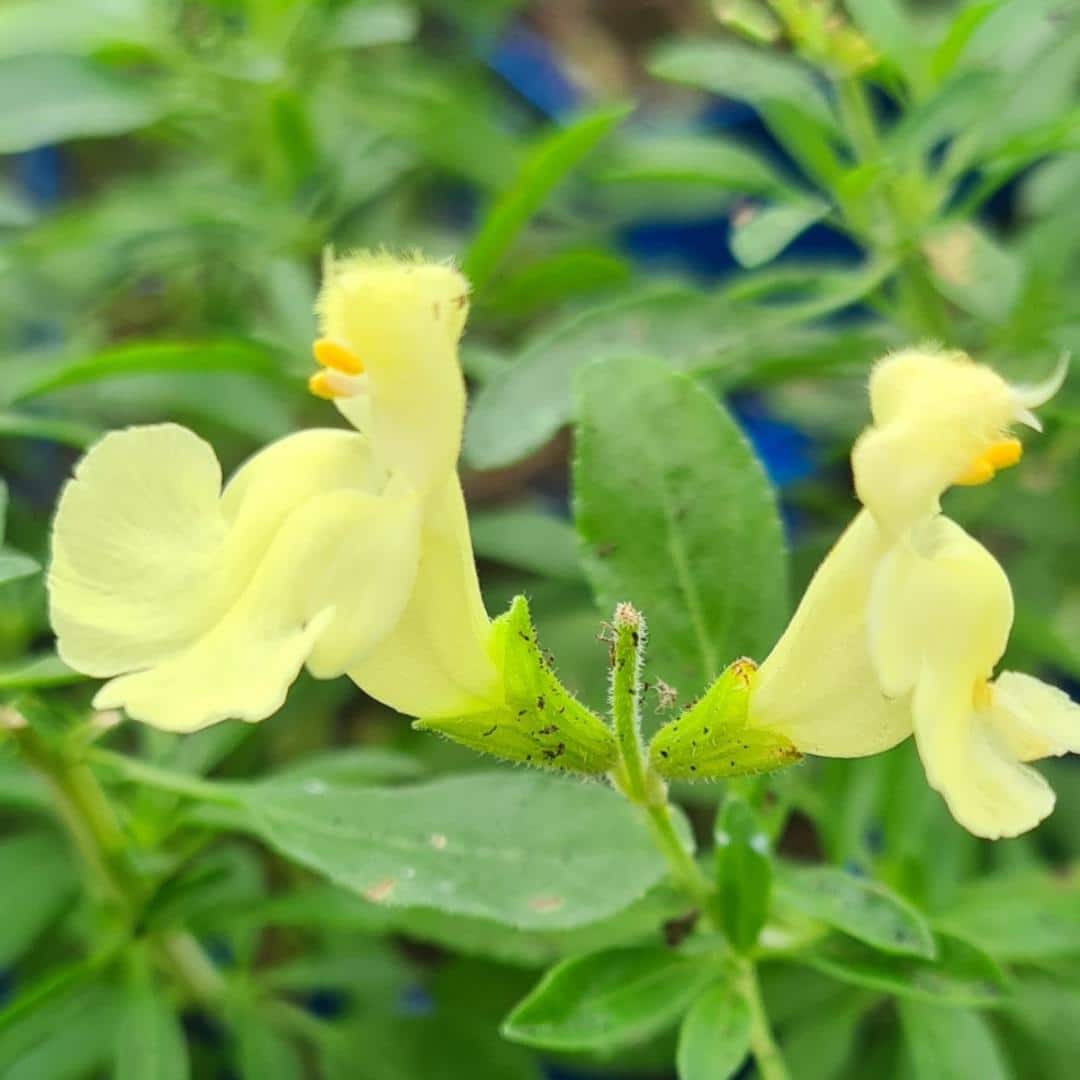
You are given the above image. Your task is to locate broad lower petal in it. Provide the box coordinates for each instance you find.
[348,474,500,718]
[913,664,1054,839]
[867,516,1013,699]
[989,671,1080,761]
[50,425,231,677]
[94,487,420,731]
[749,510,911,757]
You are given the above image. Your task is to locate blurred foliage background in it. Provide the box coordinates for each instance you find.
[1,0,1079,1077]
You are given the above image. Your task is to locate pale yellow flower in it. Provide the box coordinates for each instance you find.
[750,347,1077,838]
[49,254,500,732]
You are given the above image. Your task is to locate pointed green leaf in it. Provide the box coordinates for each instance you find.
[730,200,830,268]
[899,1000,1009,1080]
[463,105,630,288]
[503,946,716,1052]
[803,932,1007,1006]
[774,863,936,958]
[573,355,787,696]
[677,981,751,1080]
[114,957,189,1080]
[0,55,161,153]
[650,41,837,131]
[714,800,772,951]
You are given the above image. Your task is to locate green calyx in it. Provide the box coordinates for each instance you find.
[413,595,618,775]
[648,658,800,781]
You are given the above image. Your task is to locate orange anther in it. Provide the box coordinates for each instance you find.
[984,438,1022,470]
[308,370,337,400]
[312,338,363,375]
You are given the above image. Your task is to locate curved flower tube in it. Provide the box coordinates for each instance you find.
[49,254,500,732]
[749,347,1079,838]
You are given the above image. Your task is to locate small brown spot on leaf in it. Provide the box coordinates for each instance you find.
[528,894,564,914]
[363,877,396,903]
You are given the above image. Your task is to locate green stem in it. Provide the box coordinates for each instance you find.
[836,76,950,339]
[737,956,791,1080]
[15,730,227,1006]
[609,606,651,805]
[157,931,227,1004]
[86,747,242,805]
[605,605,789,1080]
[644,801,716,915]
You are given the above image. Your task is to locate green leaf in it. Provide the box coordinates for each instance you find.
[844,0,919,66]
[235,1024,303,1080]
[934,870,1080,962]
[415,596,617,774]
[0,411,102,448]
[601,134,790,194]
[730,200,830,268]
[713,0,781,44]
[0,549,38,588]
[573,355,787,695]
[677,981,751,1080]
[923,223,1022,321]
[930,1,999,83]
[649,659,800,781]
[714,800,772,951]
[330,1,419,48]
[0,55,161,154]
[888,71,1000,163]
[0,0,155,59]
[0,978,120,1079]
[270,746,425,787]
[250,881,688,969]
[463,105,629,288]
[0,654,83,689]
[502,946,716,1052]
[219,770,680,930]
[9,339,290,402]
[114,958,189,1080]
[650,40,837,131]
[899,1000,1009,1080]
[482,250,632,316]
[802,931,1007,1006]
[779,989,870,1080]
[464,285,748,470]
[0,830,79,966]
[999,975,1080,1080]
[470,506,585,582]
[774,862,936,958]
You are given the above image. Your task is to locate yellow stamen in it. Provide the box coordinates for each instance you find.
[972,679,993,710]
[955,438,1023,486]
[313,338,363,375]
[955,459,996,486]
[308,371,337,400]
[984,437,1022,470]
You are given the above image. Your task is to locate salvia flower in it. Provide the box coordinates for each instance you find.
[749,347,1077,838]
[49,254,500,731]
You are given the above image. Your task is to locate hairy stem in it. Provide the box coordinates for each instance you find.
[606,605,788,1080]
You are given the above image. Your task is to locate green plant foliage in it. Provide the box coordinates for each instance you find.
[216,769,680,930]
[649,659,800,780]
[414,596,616,774]
[677,981,752,1080]
[574,355,788,695]
[502,946,717,1052]
[1,0,1079,1075]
